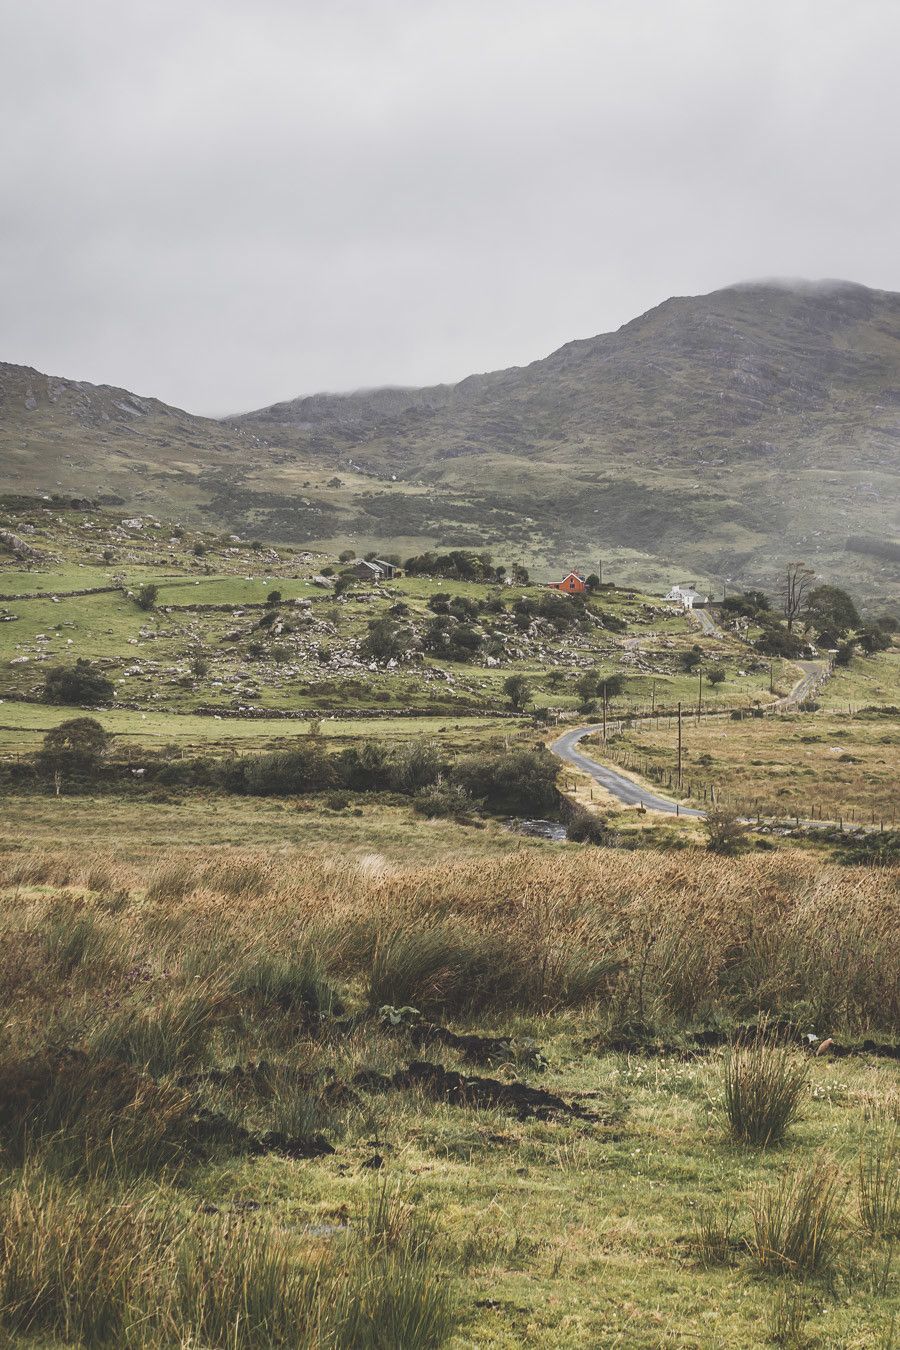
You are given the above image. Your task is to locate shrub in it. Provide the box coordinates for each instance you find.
[224,744,337,796]
[413,782,476,820]
[704,807,746,856]
[40,660,114,707]
[750,1160,843,1274]
[135,583,158,611]
[723,1024,808,1146]
[451,747,559,815]
[566,806,612,845]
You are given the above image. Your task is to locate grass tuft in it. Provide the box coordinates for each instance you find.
[723,1021,808,1146]
[858,1131,900,1239]
[750,1159,844,1275]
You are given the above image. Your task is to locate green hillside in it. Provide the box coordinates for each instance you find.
[2,280,898,598]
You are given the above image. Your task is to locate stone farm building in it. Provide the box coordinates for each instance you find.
[549,570,587,594]
[351,558,397,581]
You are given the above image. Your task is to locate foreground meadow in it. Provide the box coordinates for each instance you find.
[1,844,897,1348]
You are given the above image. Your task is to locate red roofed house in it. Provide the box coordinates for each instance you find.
[549,570,587,595]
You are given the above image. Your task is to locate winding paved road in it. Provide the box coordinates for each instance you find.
[550,659,828,817]
[550,724,705,816]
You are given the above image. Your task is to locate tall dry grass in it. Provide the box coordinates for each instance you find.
[1,846,897,1035]
[0,1173,454,1348]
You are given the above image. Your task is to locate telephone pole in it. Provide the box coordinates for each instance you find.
[677,701,683,790]
[698,671,703,719]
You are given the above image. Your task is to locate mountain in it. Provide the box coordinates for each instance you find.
[2,280,899,598]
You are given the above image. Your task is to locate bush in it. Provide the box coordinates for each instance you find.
[40,660,115,707]
[413,782,476,820]
[723,1024,808,1146]
[704,808,746,856]
[451,747,559,815]
[363,616,415,662]
[223,744,337,796]
[387,742,445,794]
[566,806,612,845]
[502,674,531,711]
[135,583,158,611]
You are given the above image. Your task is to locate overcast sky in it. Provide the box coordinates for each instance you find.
[2,0,899,415]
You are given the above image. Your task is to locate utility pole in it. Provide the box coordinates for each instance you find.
[651,680,656,715]
[602,692,607,742]
[598,560,603,587]
[676,701,683,790]
[769,662,774,694]
[698,671,703,719]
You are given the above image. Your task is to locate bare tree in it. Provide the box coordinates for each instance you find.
[780,562,814,632]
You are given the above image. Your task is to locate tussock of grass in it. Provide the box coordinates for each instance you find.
[87,981,229,1076]
[750,1159,844,1275]
[858,1131,900,1238]
[723,1021,809,1146]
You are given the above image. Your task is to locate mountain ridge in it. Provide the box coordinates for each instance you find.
[1,279,898,600]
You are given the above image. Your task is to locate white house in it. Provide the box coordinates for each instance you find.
[665,582,708,610]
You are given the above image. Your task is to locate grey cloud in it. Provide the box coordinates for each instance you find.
[1,0,899,413]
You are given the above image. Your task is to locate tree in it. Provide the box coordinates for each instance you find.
[834,640,855,667]
[681,646,703,672]
[597,673,625,704]
[338,549,355,563]
[706,665,726,686]
[38,717,111,793]
[41,660,115,707]
[804,585,859,637]
[575,671,599,710]
[135,583,158,611]
[363,616,413,662]
[585,573,601,591]
[502,673,531,711]
[857,626,890,656]
[780,562,815,632]
[265,589,282,606]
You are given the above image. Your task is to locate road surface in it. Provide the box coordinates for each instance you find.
[550,660,828,817]
[692,607,723,638]
[550,724,705,816]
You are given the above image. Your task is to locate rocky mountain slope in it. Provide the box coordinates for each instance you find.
[2,280,898,598]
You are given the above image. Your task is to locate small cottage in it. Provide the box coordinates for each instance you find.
[549,570,587,595]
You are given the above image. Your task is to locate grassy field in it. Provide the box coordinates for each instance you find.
[2,505,898,1347]
[0,845,897,1348]
[590,706,899,823]
[1,507,785,725]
